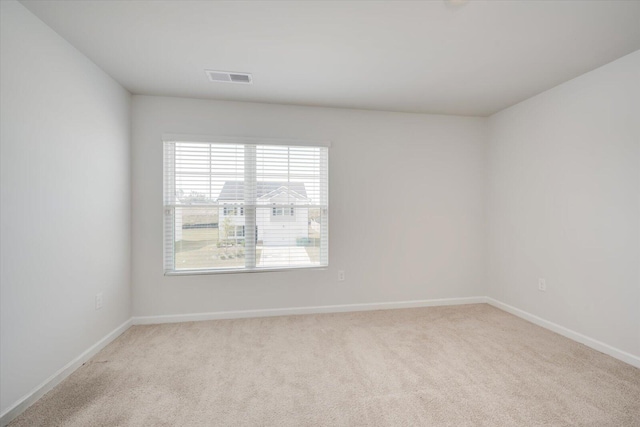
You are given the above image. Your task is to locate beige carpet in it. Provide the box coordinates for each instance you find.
[10,304,640,426]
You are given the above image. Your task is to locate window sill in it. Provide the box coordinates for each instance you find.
[165,266,328,276]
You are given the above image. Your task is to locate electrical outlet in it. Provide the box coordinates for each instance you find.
[338,270,345,281]
[95,293,104,310]
[538,278,546,292]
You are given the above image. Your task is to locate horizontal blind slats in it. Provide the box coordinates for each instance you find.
[164,141,328,273]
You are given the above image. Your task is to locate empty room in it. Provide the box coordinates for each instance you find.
[1,0,639,425]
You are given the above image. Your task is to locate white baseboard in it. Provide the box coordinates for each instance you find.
[132,296,488,325]
[1,297,483,425]
[486,298,640,369]
[0,318,133,427]
[5,296,637,426]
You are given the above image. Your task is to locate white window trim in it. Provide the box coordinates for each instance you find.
[163,136,330,275]
[223,205,244,216]
[272,204,295,217]
[162,133,331,148]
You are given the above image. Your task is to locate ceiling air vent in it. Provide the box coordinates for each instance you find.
[205,70,252,84]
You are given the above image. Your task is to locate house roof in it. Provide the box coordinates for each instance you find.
[217,181,308,202]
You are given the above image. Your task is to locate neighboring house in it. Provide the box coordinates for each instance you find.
[218,181,311,246]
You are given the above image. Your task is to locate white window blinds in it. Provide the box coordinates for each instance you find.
[163,139,329,273]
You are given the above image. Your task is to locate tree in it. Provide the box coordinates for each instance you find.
[221,216,233,245]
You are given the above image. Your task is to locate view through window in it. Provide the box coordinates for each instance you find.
[163,140,329,273]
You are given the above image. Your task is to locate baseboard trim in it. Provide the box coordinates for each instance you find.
[132,296,488,325]
[0,318,133,427]
[486,298,640,369]
[5,296,637,426]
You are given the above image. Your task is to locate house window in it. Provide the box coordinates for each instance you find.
[164,139,329,273]
[272,204,295,217]
[228,225,245,238]
[223,206,244,216]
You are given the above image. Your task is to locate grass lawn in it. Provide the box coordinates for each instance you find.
[175,228,261,270]
[175,227,321,269]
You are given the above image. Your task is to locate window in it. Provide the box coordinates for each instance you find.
[272,204,294,217]
[223,205,244,216]
[227,225,245,238]
[164,138,329,273]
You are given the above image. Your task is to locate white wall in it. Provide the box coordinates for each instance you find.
[132,96,487,316]
[0,0,131,415]
[5,0,636,417]
[487,50,640,357]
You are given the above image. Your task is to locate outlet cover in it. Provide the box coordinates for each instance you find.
[538,279,546,292]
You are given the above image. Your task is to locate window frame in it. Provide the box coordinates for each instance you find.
[228,225,245,239]
[223,205,244,216]
[163,134,330,276]
[272,203,295,217]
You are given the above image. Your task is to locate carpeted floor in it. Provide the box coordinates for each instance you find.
[9,304,640,426]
